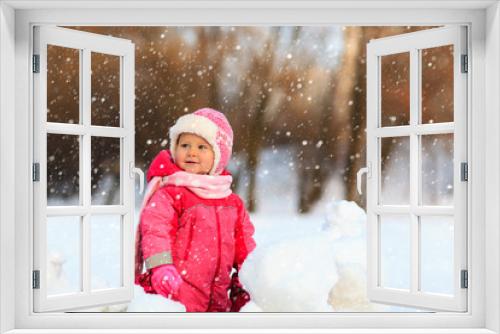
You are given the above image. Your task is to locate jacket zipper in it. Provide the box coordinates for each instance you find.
[207,209,222,310]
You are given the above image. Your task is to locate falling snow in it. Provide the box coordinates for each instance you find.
[44,26,455,313]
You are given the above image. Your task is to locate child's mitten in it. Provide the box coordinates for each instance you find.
[151,264,182,298]
[229,271,251,312]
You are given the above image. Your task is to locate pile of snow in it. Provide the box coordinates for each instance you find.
[126,286,186,312]
[240,232,338,312]
[231,148,380,311]
[238,199,380,312]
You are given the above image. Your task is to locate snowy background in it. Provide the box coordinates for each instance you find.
[43,26,455,313]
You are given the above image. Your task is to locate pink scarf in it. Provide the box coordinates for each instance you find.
[140,171,233,209]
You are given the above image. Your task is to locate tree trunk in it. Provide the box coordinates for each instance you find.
[298,76,335,213]
[245,27,281,212]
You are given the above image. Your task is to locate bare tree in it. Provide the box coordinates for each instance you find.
[242,27,281,212]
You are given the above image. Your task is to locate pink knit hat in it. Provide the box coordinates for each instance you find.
[169,108,234,175]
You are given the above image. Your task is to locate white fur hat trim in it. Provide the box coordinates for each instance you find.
[169,114,220,175]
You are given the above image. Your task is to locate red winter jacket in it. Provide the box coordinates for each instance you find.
[135,150,256,312]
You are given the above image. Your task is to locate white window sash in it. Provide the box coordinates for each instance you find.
[2,3,497,333]
[32,26,136,312]
[366,26,468,312]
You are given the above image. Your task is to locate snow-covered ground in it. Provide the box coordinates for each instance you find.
[46,146,452,313]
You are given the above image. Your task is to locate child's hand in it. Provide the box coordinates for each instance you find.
[229,270,251,312]
[151,264,183,298]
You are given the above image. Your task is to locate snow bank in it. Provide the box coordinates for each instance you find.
[126,286,186,312]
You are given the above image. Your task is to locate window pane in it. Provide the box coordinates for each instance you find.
[421,134,454,206]
[91,137,121,205]
[380,137,410,205]
[91,215,122,290]
[380,52,410,127]
[47,45,80,124]
[91,52,121,127]
[421,45,454,124]
[420,216,454,295]
[47,134,80,206]
[47,216,81,295]
[380,215,410,290]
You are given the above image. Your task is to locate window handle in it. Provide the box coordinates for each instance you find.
[356,162,371,195]
[130,162,145,194]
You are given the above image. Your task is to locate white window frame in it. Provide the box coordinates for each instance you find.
[0,1,499,333]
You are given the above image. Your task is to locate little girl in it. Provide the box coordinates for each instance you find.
[135,108,256,312]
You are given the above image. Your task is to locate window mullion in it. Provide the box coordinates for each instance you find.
[409,48,420,295]
[81,48,92,294]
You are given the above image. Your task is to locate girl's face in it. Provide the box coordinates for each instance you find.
[175,133,215,175]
